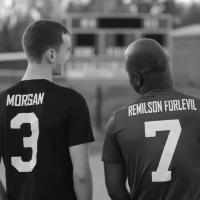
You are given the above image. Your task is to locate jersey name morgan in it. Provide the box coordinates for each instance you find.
[6,93,45,107]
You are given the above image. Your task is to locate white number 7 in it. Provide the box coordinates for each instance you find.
[145,119,181,182]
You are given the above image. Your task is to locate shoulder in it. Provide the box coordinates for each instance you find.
[175,90,200,102]
[0,87,11,104]
[112,106,127,119]
[52,85,90,117]
[0,89,9,114]
[52,84,87,104]
[0,83,18,97]
[112,97,141,119]
[0,90,7,100]
[108,97,143,132]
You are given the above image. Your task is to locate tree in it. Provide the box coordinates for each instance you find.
[0,0,69,52]
[68,0,129,13]
[181,3,200,26]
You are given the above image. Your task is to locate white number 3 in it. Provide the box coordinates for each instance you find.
[145,119,181,182]
[10,113,39,172]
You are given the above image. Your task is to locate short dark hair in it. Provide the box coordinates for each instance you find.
[22,19,69,63]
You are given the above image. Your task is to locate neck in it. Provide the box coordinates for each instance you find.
[22,62,52,82]
[139,75,174,96]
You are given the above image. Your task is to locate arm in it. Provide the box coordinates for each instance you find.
[69,143,93,200]
[67,93,94,200]
[102,115,130,200]
[0,179,6,200]
[104,163,129,200]
[0,99,6,200]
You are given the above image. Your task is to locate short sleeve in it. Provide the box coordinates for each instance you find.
[67,94,94,147]
[102,115,124,164]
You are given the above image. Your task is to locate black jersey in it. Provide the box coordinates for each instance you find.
[102,89,200,200]
[0,79,94,200]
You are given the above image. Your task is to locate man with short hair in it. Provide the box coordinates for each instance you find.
[102,38,200,200]
[0,19,94,200]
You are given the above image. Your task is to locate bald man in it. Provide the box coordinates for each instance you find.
[102,38,200,200]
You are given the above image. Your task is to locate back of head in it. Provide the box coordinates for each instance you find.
[125,38,173,94]
[125,38,169,75]
[22,19,69,64]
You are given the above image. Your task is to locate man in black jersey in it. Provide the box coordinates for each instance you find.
[0,20,94,200]
[102,38,200,200]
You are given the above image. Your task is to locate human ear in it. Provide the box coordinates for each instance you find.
[130,72,143,93]
[134,72,143,87]
[46,49,56,63]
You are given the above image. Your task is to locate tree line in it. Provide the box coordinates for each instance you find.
[0,0,200,52]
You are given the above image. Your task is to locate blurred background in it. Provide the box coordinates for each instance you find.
[0,0,200,199]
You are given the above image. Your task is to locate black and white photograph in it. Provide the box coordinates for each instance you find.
[0,0,200,199]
